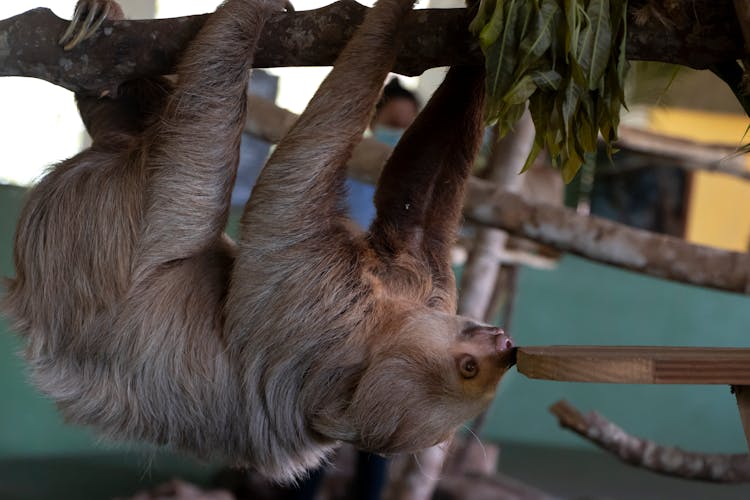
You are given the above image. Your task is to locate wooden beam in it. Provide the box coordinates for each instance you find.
[0,0,745,95]
[517,346,750,384]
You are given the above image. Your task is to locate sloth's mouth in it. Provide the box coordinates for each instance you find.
[502,346,518,368]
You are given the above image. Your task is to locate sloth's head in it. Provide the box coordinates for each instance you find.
[311,308,514,454]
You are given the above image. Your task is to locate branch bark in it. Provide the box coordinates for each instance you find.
[550,400,750,483]
[245,94,750,296]
[0,0,745,95]
[464,180,750,295]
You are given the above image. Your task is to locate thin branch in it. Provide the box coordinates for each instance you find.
[550,400,750,483]
[245,95,750,296]
[0,0,745,95]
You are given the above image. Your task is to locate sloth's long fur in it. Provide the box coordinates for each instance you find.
[3,0,513,482]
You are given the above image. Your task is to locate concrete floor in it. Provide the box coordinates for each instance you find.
[0,444,748,499]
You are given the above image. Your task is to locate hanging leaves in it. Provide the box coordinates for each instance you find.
[471,0,629,182]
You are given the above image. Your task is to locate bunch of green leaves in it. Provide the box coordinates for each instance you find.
[470,0,628,182]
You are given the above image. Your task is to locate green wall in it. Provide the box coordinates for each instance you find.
[0,184,747,460]
[486,255,750,453]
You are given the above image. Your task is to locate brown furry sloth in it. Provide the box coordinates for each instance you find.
[3,0,515,482]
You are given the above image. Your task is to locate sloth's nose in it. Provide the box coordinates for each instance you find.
[493,329,513,354]
[464,324,514,354]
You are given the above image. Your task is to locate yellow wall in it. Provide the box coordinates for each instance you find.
[648,108,750,251]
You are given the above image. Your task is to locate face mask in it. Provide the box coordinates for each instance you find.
[372,125,404,148]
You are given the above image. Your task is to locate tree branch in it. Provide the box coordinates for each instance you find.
[0,0,744,95]
[463,180,750,295]
[550,400,750,483]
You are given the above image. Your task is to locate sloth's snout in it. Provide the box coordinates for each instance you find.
[492,329,513,355]
[463,324,514,356]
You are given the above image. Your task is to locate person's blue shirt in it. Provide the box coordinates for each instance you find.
[345,125,404,228]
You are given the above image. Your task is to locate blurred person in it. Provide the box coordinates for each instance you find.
[345,77,419,228]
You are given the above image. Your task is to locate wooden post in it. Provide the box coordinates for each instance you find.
[734,385,750,453]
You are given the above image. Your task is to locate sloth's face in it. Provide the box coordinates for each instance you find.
[343,310,515,454]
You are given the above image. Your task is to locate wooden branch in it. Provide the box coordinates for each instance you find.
[0,0,745,95]
[550,400,750,483]
[464,180,750,295]
[614,126,750,182]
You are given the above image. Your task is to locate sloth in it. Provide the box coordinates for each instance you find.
[3,0,514,482]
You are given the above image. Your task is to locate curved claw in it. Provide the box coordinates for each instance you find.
[83,3,111,41]
[58,2,86,48]
[59,1,112,51]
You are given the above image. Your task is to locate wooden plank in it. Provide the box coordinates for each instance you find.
[735,386,750,453]
[517,346,750,385]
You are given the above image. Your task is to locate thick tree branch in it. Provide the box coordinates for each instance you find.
[0,0,745,95]
[550,400,750,483]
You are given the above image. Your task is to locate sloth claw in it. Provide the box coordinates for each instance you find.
[59,0,112,51]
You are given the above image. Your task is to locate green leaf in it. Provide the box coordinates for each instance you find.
[474,0,629,183]
[486,0,521,98]
[504,75,539,104]
[478,0,504,47]
[530,70,562,91]
[521,138,544,173]
[470,0,498,35]
[518,0,559,73]
[498,102,529,137]
[564,0,578,60]
[559,77,582,137]
[581,0,612,90]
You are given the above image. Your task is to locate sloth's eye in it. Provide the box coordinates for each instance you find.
[458,356,479,379]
